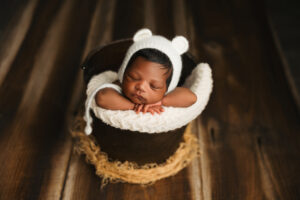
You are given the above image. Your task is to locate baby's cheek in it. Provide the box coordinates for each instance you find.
[123,89,132,100]
[148,93,163,104]
[122,86,131,98]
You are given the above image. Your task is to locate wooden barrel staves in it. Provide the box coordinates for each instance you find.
[81,39,197,166]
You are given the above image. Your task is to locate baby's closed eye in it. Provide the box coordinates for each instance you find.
[127,74,140,81]
[150,84,162,90]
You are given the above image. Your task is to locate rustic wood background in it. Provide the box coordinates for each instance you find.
[0,0,299,199]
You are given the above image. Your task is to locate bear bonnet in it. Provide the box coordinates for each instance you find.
[118,28,189,93]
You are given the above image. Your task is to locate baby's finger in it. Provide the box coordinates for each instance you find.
[143,105,149,113]
[137,104,143,113]
[159,106,164,112]
[150,109,154,115]
[133,104,138,111]
[151,106,163,113]
[153,107,161,114]
[146,107,154,115]
[134,104,138,112]
[134,104,138,113]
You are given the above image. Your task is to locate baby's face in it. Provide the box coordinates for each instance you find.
[122,56,171,104]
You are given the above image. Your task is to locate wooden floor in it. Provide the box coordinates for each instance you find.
[0,0,299,199]
[265,0,300,99]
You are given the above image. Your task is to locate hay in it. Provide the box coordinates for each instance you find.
[71,116,200,187]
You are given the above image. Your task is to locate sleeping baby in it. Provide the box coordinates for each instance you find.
[95,29,197,115]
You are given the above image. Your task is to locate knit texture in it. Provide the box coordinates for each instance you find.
[84,63,213,134]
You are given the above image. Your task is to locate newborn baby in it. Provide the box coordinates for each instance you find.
[83,28,211,135]
[95,48,197,115]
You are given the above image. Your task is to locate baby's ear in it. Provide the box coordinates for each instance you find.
[133,28,152,42]
[172,36,189,55]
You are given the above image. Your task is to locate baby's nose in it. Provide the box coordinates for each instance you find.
[136,81,147,92]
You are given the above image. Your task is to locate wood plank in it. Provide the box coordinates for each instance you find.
[185,0,268,198]
[0,0,97,199]
[0,0,38,86]
[186,0,300,199]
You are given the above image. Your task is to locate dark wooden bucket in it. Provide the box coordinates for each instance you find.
[82,39,197,165]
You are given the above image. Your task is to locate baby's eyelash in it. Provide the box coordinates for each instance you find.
[127,74,138,80]
[150,85,161,89]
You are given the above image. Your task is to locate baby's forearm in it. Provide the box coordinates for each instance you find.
[162,87,197,107]
[95,88,134,110]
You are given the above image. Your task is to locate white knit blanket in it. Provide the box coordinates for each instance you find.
[84,63,213,134]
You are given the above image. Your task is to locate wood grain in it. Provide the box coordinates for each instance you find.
[0,0,97,199]
[0,0,299,199]
[186,0,300,199]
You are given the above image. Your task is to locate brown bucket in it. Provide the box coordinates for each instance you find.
[81,39,197,165]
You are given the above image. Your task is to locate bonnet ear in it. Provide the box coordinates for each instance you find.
[133,28,152,42]
[172,36,189,55]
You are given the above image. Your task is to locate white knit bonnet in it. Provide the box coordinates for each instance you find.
[118,28,189,93]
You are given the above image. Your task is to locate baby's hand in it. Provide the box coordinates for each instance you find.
[134,101,164,115]
[146,105,164,115]
[142,101,162,113]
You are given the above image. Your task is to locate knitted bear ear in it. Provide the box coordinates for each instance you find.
[172,36,189,54]
[133,28,152,42]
